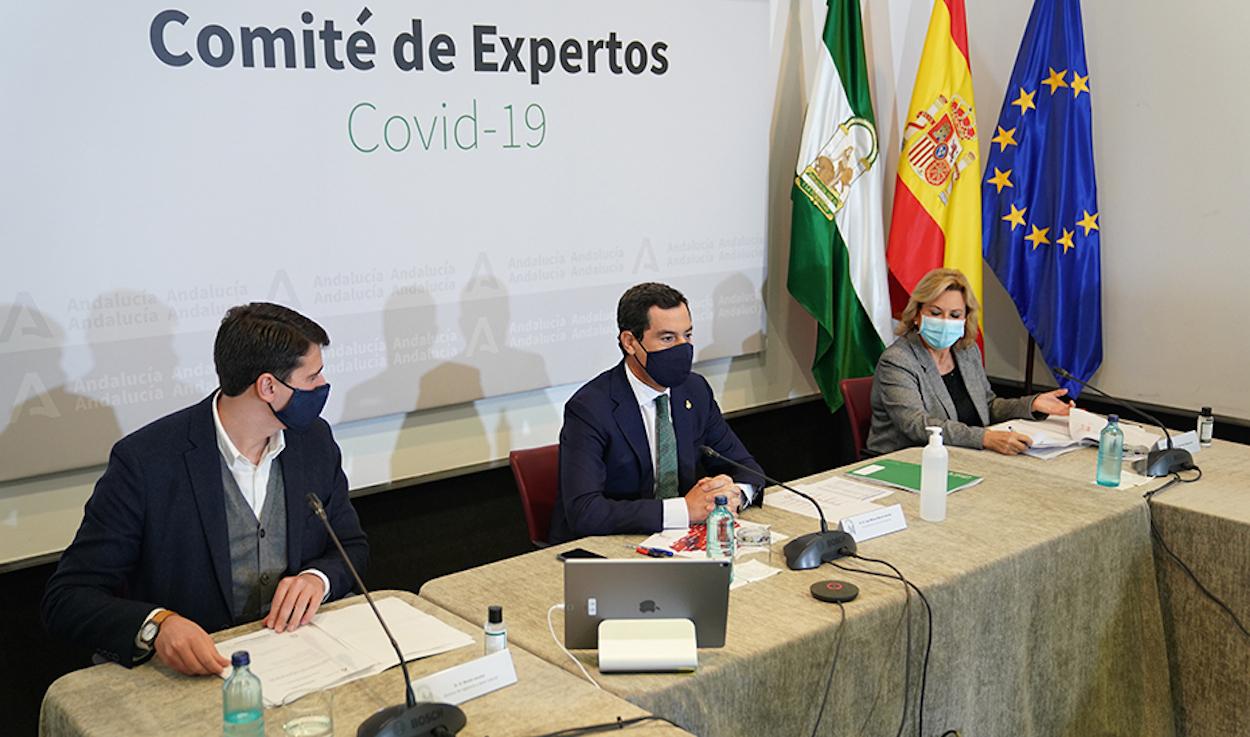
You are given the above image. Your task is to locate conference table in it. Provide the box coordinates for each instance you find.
[1015,438,1250,737]
[421,446,1176,737]
[39,591,693,737]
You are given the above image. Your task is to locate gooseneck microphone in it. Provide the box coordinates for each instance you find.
[1052,369,1195,477]
[307,494,466,737]
[698,446,856,570]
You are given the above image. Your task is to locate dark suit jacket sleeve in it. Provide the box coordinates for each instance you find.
[41,443,159,667]
[299,429,368,601]
[558,397,664,537]
[695,382,765,507]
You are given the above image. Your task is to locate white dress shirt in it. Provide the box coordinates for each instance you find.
[622,365,753,530]
[212,391,286,518]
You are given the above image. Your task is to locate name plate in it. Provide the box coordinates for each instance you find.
[839,504,907,543]
[408,649,517,705]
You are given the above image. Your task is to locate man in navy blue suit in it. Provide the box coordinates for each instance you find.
[42,303,368,676]
[549,283,764,544]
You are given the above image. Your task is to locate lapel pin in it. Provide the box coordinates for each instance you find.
[685,399,692,410]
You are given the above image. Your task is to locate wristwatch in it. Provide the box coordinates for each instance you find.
[139,609,177,647]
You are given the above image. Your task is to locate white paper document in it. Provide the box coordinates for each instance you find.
[1068,408,1162,451]
[768,476,890,524]
[729,559,783,590]
[991,409,1162,460]
[216,597,474,706]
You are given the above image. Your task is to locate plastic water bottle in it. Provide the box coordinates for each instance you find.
[920,427,948,522]
[223,651,264,737]
[484,604,507,655]
[706,495,735,582]
[1096,415,1124,487]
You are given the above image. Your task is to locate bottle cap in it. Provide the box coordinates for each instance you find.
[488,605,503,624]
[925,426,943,441]
[231,651,250,667]
[1108,414,1119,423]
[1201,406,1212,416]
[714,494,728,506]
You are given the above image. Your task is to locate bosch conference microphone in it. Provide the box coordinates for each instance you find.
[698,446,856,570]
[307,494,466,737]
[1053,368,1195,477]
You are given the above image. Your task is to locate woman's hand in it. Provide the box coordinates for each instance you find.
[983,429,1033,455]
[1032,388,1075,417]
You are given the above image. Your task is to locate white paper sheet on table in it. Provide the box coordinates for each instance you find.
[729,559,783,590]
[795,475,894,503]
[768,475,890,524]
[216,597,474,706]
[1090,468,1152,490]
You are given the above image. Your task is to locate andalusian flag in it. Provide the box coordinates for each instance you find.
[886,0,983,324]
[787,0,892,413]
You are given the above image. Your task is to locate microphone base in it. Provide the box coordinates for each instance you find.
[1139,447,1196,478]
[783,530,857,570]
[358,702,467,737]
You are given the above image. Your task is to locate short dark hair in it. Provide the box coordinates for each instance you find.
[214,303,330,396]
[617,283,688,352]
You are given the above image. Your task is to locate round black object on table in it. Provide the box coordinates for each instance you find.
[810,580,859,603]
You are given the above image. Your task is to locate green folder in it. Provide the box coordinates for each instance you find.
[846,458,983,494]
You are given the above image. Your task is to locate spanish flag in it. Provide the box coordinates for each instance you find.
[886,0,983,321]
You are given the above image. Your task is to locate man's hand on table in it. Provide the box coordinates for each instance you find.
[265,572,327,633]
[685,474,740,523]
[154,614,230,676]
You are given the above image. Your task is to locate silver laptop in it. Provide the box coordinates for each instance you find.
[563,558,731,649]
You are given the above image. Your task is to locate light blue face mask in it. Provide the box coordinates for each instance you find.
[919,316,965,350]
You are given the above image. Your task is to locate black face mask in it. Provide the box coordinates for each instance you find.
[638,342,694,388]
[268,376,330,433]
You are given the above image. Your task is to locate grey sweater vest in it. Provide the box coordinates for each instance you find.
[220,457,288,622]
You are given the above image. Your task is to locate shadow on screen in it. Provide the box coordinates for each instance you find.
[0,303,121,482]
[696,273,766,404]
[418,276,556,458]
[79,290,199,434]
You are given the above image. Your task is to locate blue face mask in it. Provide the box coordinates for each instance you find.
[919,316,965,350]
[269,377,330,433]
[639,342,694,388]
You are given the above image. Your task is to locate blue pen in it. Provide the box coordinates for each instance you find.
[635,545,674,557]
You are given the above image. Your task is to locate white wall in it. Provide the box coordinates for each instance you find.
[4,0,1246,566]
[967,1,1250,422]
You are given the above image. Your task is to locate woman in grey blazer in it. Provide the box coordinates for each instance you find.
[866,268,1073,456]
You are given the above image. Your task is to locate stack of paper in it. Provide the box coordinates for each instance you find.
[992,416,1087,459]
[215,597,474,706]
[1067,407,1162,452]
[991,408,1163,460]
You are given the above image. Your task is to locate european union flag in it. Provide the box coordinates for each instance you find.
[982,0,1101,396]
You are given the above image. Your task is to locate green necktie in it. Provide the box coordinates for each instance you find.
[654,394,679,499]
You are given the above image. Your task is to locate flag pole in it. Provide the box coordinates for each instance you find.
[1023,336,1036,394]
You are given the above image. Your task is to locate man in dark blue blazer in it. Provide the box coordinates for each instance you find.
[42,304,368,676]
[549,283,764,544]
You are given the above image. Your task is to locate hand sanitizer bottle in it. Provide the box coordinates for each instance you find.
[920,427,948,522]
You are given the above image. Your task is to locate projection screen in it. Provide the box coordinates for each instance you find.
[0,1,771,482]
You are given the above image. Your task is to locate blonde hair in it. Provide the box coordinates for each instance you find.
[896,268,980,350]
